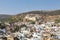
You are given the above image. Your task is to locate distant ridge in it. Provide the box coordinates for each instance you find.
[0,14,11,20]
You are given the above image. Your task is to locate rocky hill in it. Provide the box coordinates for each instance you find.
[9,10,60,23]
[0,10,60,23]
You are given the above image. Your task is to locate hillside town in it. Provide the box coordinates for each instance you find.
[0,14,60,40]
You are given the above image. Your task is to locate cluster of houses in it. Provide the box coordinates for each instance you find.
[0,14,60,40]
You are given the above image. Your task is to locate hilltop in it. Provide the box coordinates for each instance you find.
[17,10,60,16]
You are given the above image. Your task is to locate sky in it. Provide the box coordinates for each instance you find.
[0,0,60,15]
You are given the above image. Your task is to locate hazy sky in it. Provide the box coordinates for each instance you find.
[0,0,60,15]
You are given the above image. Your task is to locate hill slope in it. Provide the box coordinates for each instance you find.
[11,10,60,22]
